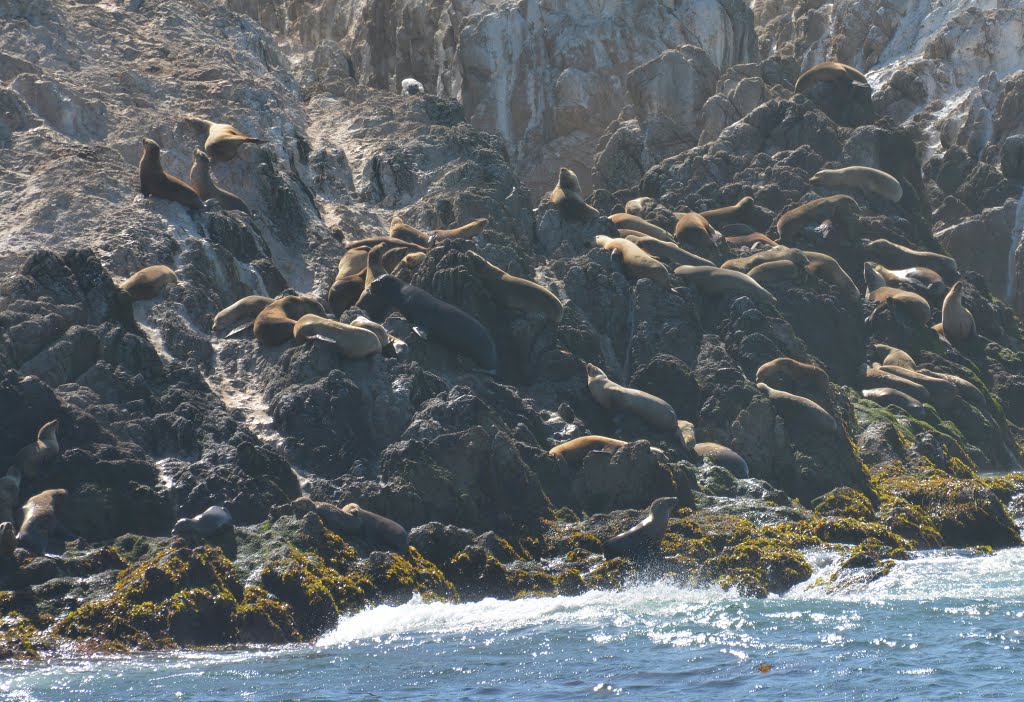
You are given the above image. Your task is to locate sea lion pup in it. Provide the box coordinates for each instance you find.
[672,212,717,250]
[725,232,778,248]
[139,138,204,210]
[586,363,678,432]
[794,61,870,93]
[870,343,916,370]
[467,251,563,322]
[863,263,932,326]
[722,245,808,273]
[938,281,976,342]
[756,358,830,401]
[776,195,860,241]
[253,295,327,346]
[673,265,777,305]
[757,383,837,434]
[696,196,756,228]
[16,489,70,555]
[694,443,750,479]
[874,364,957,407]
[189,149,250,213]
[624,233,716,267]
[624,196,655,216]
[11,419,60,481]
[594,235,670,285]
[184,116,265,161]
[293,314,382,359]
[363,275,498,373]
[172,505,234,541]
[803,251,860,301]
[608,213,674,242]
[550,167,599,220]
[549,436,628,471]
[810,166,903,203]
[864,239,958,283]
[212,295,274,336]
[870,262,945,296]
[401,77,424,95]
[602,496,678,559]
[863,366,930,403]
[861,387,925,419]
[120,265,178,301]
[748,259,804,285]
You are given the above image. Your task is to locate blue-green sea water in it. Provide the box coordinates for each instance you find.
[5,548,1024,701]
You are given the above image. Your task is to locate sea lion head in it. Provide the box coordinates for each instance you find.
[341,502,361,517]
[557,167,580,190]
[649,496,679,519]
[171,517,198,538]
[585,363,605,381]
[39,419,59,439]
[949,280,964,298]
[142,138,162,156]
[193,149,211,168]
[367,274,402,302]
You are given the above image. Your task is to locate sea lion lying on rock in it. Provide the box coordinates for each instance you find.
[293,315,383,359]
[120,265,178,301]
[172,506,234,541]
[795,62,870,93]
[549,436,627,472]
[673,265,776,305]
[185,116,266,161]
[864,239,958,283]
[810,166,903,203]
[595,236,669,285]
[624,234,715,268]
[862,387,926,419]
[696,196,756,229]
[776,195,859,241]
[602,496,678,559]
[757,383,837,435]
[253,295,327,346]
[289,497,408,554]
[608,213,673,242]
[468,251,563,322]
[756,358,830,403]
[864,263,932,327]
[586,364,678,433]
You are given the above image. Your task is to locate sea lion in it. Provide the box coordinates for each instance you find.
[16,489,70,555]
[550,167,599,220]
[875,364,957,408]
[595,236,670,285]
[190,149,251,213]
[694,443,750,479]
[468,251,563,322]
[725,232,778,248]
[253,295,327,346]
[586,363,678,432]
[810,166,903,203]
[293,314,383,359]
[803,251,860,301]
[172,505,234,540]
[776,195,860,241]
[350,315,405,355]
[939,281,976,342]
[696,196,756,228]
[794,61,870,93]
[722,246,809,273]
[863,366,930,403]
[401,78,424,95]
[748,259,804,285]
[864,263,932,326]
[343,236,427,253]
[757,383,837,434]
[864,239,958,283]
[677,419,697,449]
[362,275,497,373]
[915,368,985,406]
[608,213,674,242]
[870,343,916,370]
[184,116,266,161]
[399,251,427,270]
[0,522,15,561]
[602,496,678,558]
[673,265,776,305]
[389,216,430,246]
[862,387,925,419]
[212,295,274,336]
[756,358,830,402]
[120,265,178,301]
[673,212,717,250]
[624,197,655,216]
[429,218,488,244]
[624,233,716,268]
[287,497,407,553]
[0,466,19,525]
[139,139,204,210]
[11,419,60,481]
[549,436,628,471]
[380,245,412,272]
[870,262,945,296]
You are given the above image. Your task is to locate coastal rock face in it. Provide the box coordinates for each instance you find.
[4,0,1024,659]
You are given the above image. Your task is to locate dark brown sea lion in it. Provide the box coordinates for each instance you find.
[696,196,756,228]
[172,506,233,540]
[758,383,837,434]
[139,139,204,210]
[602,496,678,558]
[550,167,599,220]
[190,149,250,213]
[468,251,563,322]
[212,295,274,337]
[253,295,327,346]
[795,62,870,93]
[586,364,677,432]
[10,419,59,480]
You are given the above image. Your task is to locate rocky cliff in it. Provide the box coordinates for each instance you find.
[3,0,1024,656]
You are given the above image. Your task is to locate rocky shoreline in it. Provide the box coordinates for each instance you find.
[4,0,1024,659]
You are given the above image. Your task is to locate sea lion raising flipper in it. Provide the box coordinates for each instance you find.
[139,139,204,210]
[602,496,678,559]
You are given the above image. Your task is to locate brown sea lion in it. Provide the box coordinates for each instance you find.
[673,212,717,250]
[212,295,274,337]
[253,295,327,346]
[722,246,809,273]
[602,496,678,558]
[468,251,563,322]
[862,387,925,419]
[696,196,756,228]
[185,116,266,161]
[810,166,902,203]
[915,368,985,406]
[549,436,628,471]
[430,218,488,244]
[389,216,430,246]
[795,62,870,93]
[870,262,946,296]
[864,239,958,283]
[329,248,370,316]
[673,265,776,305]
[595,236,670,285]
[17,488,70,555]
[870,343,916,370]
[120,265,178,301]
[608,213,674,242]
[139,139,204,210]
[0,522,15,562]
[756,358,830,402]
[624,197,655,216]
[864,263,931,326]
[748,259,804,284]
[343,236,427,253]
[189,149,250,213]
[293,315,383,359]
[11,419,60,481]
[875,364,957,408]
[586,363,678,432]
[725,232,778,248]
[624,233,716,268]
[694,443,750,479]
[776,195,860,241]
[758,383,837,434]
[550,167,599,220]
[803,251,860,301]
[939,281,976,342]
[863,366,930,403]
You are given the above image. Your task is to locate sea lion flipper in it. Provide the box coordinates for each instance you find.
[308,333,339,345]
[226,323,253,338]
[413,325,430,340]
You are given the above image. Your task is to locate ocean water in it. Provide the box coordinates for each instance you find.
[5,548,1024,701]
